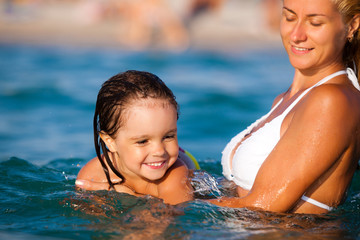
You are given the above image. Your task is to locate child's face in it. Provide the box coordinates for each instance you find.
[111,98,179,182]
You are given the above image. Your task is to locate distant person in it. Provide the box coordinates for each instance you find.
[186,0,224,20]
[262,0,281,31]
[208,0,360,214]
[115,0,189,51]
[4,0,14,15]
[76,70,199,205]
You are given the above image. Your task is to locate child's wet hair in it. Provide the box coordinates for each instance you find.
[93,70,179,189]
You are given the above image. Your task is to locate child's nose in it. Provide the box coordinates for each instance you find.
[152,142,166,157]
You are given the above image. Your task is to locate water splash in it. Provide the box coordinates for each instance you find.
[191,170,222,198]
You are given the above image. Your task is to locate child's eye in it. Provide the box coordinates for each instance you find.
[136,139,148,145]
[164,134,176,141]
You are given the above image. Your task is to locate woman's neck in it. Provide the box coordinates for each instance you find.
[289,64,346,97]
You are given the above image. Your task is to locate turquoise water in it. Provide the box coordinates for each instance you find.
[1,44,360,239]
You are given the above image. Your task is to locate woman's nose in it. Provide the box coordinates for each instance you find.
[291,22,307,43]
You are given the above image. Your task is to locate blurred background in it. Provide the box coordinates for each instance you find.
[0,0,282,51]
[0,0,290,166]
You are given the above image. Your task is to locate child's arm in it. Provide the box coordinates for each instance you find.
[158,159,194,205]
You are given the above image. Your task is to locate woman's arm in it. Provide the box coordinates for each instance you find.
[210,85,357,212]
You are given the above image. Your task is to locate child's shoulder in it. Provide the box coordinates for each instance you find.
[169,158,190,177]
[157,159,193,204]
[75,157,112,191]
[159,148,199,193]
[77,157,105,181]
[160,158,189,184]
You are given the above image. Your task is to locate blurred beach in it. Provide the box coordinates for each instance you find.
[0,0,282,52]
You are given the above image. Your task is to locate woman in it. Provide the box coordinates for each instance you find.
[209,0,360,214]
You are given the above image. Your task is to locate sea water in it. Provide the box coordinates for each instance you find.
[0,44,359,239]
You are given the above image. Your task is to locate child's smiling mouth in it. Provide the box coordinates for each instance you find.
[145,161,166,169]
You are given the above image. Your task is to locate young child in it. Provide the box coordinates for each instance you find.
[76,70,199,205]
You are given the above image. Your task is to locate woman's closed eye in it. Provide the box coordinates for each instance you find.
[310,22,323,27]
[309,18,324,27]
[283,11,296,22]
[285,16,296,22]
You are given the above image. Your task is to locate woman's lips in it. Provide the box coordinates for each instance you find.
[291,46,314,54]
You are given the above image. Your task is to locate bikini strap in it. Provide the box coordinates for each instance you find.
[346,68,360,91]
[281,70,347,116]
[314,70,347,87]
[301,195,333,211]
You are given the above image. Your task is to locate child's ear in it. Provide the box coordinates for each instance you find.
[99,132,117,152]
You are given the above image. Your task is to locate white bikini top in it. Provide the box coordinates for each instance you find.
[221,68,360,190]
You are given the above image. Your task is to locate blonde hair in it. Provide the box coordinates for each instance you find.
[332,0,360,80]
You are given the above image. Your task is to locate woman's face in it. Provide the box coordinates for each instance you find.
[280,0,347,73]
[109,98,179,182]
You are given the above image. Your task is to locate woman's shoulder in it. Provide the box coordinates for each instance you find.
[307,81,360,111]
[272,92,287,108]
[297,82,360,128]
